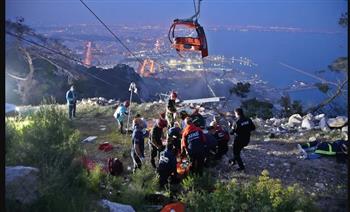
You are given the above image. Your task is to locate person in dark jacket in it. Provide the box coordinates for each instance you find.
[181,117,206,175]
[229,108,256,171]
[168,122,182,155]
[190,108,206,129]
[66,85,77,119]
[211,121,230,160]
[297,140,348,162]
[131,125,145,172]
[204,126,218,165]
[149,118,167,168]
[158,143,177,188]
[166,91,177,128]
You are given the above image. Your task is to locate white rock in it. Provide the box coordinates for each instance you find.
[309,137,317,142]
[342,126,348,132]
[288,114,302,127]
[81,136,97,143]
[303,113,314,121]
[99,199,135,212]
[272,119,282,127]
[301,118,314,130]
[314,114,325,120]
[252,118,264,127]
[327,116,348,128]
[319,117,330,132]
[6,166,40,204]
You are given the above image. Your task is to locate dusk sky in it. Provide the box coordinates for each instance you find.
[6,0,348,30]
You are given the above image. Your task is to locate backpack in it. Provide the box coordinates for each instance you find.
[108,158,123,176]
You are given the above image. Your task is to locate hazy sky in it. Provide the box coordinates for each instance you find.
[6,0,348,30]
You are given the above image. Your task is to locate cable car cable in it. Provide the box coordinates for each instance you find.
[6,31,118,87]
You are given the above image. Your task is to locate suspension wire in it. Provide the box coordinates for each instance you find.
[6,30,117,87]
[201,57,216,97]
[79,0,169,73]
[79,0,144,65]
[193,0,197,15]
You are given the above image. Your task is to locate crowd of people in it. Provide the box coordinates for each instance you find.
[65,86,257,188]
[112,91,256,189]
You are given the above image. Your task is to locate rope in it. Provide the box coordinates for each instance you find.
[79,0,144,65]
[79,0,168,72]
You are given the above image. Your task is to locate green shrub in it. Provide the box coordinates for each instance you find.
[230,82,251,98]
[181,171,215,192]
[180,170,318,212]
[115,164,159,209]
[5,103,100,211]
[279,95,304,117]
[241,98,274,119]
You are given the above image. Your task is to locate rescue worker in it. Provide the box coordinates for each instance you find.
[179,110,189,130]
[66,85,77,119]
[166,91,178,128]
[149,117,167,168]
[297,140,348,162]
[113,101,130,134]
[204,126,218,166]
[229,108,256,171]
[210,121,230,160]
[168,122,182,155]
[190,107,206,129]
[181,117,206,175]
[158,142,177,188]
[133,114,149,138]
[131,124,145,173]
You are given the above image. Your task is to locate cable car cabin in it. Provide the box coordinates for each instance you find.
[169,19,208,58]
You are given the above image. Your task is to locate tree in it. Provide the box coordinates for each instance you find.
[229,82,251,98]
[278,94,303,117]
[241,98,274,119]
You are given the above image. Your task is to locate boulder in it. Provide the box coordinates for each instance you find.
[319,117,330,132]
[314,114,325,120]
[288,114,302,127]
[252,118,264,128]
[301,118,314,130]
[6,166,40,204]
[303,113,314,121]
[99,199,135,212]
[342,126,348,132]
[327,116,348,128]
[309,136,317,142]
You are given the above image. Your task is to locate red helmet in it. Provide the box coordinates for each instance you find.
[124,100,130,107]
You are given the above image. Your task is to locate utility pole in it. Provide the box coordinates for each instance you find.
[126,82,137,136]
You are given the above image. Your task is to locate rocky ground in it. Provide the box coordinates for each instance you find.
[43,102,349,212]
